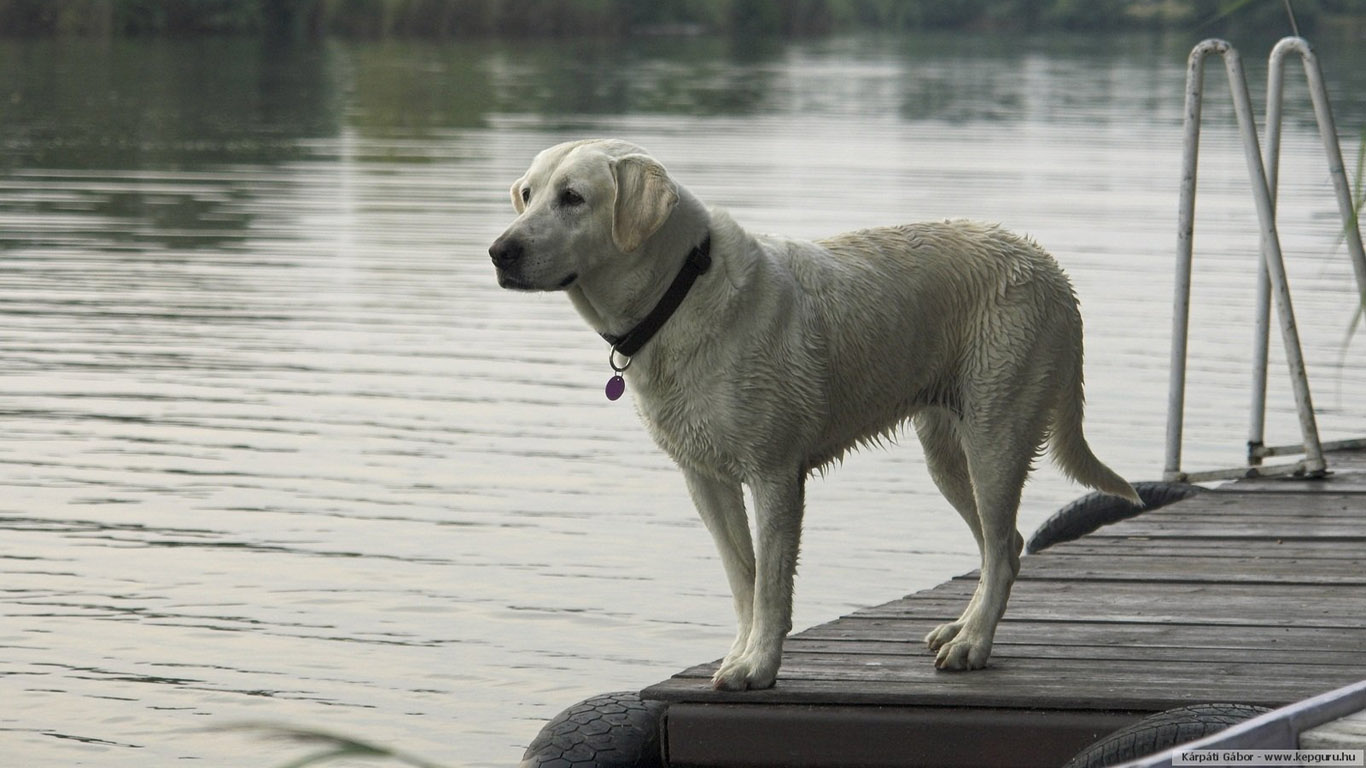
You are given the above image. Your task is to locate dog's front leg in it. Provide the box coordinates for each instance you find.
[712,472,804,691]
[683,469,756,668]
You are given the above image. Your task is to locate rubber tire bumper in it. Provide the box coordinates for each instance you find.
[519,691,666,768]
[1062,703,1271,768]
[1026,481,1205,554]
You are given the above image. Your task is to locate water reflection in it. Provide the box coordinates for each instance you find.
[1,31,1365,768]
[1,39,334,170]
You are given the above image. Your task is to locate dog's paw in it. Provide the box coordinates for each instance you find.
[933,634,993,671]
[924,621,963,651]
[711,653,779,691]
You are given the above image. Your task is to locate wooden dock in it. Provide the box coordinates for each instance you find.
[641,451,1366,768]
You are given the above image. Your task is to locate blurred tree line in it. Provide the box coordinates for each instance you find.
[0,0,1360,37]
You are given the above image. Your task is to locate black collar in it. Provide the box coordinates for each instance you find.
[600,235,712,358]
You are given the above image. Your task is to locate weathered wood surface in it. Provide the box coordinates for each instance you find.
[643,457,1366,715]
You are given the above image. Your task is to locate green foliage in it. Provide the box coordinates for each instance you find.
[1344,128,1366,347]
[0,0,1359,37]
[217,723,450,768]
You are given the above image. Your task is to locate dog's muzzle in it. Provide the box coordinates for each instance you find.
[488,235,576,290]
[489,235,522,271]
[489,236,529,289]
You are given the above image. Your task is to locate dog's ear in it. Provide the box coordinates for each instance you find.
[611,154,679,253]
[510,177,527,213]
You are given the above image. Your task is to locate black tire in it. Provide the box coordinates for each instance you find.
[1062,703,1270,768]
[1026,481,1204,554]
[519,691,666,768]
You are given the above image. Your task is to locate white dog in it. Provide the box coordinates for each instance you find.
[490,139,1139,691]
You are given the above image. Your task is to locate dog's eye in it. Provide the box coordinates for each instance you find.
[521,188,531,204]
[559,189,584,207]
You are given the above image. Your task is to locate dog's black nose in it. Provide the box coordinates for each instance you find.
[489,237,523,270]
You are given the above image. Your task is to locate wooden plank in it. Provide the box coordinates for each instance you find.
[644,666,1358,711]
[1091,495,1366,539]
[1159,491,1365,509]
[795,619,1366,653]
[1137,516,1366,527]
[1147,500,1366,516]
[667,654,1366,688]
[1043,539,1366,558]
[850,582,1366,626]
[993,579,1366,604]
[1097,513,1366,528]
[850,605,1366,628]
[658,652,1366,689]
[1086,522,1366,539]
[827,608,1366,632]
[781,641,1366,667]
[1118,492,1365,517]
[1152,500,1366,516]
[1091,507,1366,523]
[1228,477,1366,492]
[790,632,1363,657]
[1013,553,1366,584]
[765,655,1366,685]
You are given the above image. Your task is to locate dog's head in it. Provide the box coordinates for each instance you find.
[489,139,680,291]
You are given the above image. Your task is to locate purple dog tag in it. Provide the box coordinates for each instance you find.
[605,374,626,401]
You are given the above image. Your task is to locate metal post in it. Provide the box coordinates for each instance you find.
[1248,42,1288,464]
[1164,40,1218,482]
[1270,38,1366,311]
[1253,36,1366,465]
[1220,44,1326,477]
[1166,39,1330,482]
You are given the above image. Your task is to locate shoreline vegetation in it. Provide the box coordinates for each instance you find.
[1,0,1364,39]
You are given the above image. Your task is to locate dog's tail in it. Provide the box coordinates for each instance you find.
[1048,356,1142,506]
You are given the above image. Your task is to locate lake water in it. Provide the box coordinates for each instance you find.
[2,32,1364,767]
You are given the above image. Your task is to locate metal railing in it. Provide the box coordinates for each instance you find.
[1164,37,1366,484]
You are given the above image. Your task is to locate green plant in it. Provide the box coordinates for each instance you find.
[217,723,451,768]
[1342,126,1366,345]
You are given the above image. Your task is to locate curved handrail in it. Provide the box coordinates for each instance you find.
[1249,37,1366,464]
[1164,38,1328,483]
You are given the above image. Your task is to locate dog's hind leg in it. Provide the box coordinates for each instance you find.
[711,472,805,691]
[915,409,996,654]
[684,469,756,674]
[932,402,1043,671]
